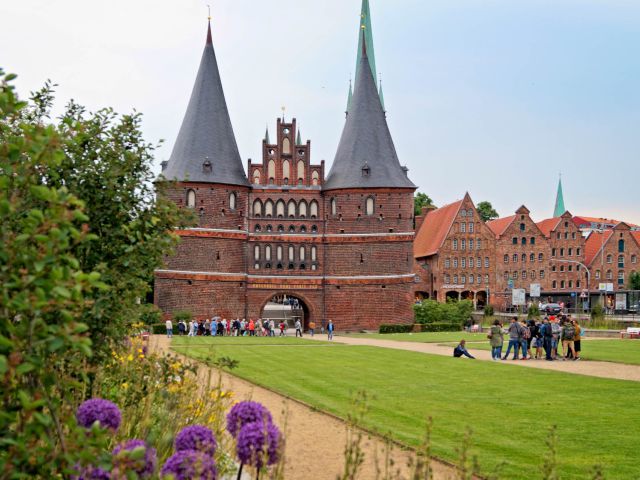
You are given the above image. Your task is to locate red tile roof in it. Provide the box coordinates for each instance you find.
[631,231,640,248]
[573,216,639,229]
[536,217,562,238]
[584,230,613,266]
[486,215,516,238]
[414,199,464,258]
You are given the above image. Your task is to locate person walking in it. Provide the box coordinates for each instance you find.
[327,320,335,340]
[165,319,173,338]
[295,319,303,338]
[187,320,194,337]
[269,319,275,337]
[279,321,286,336]
[178,320,186,336]
[211,318,217,337]
[453,340,476,359]
[488,319,504,360]
[204,319,211,336]
[191,320,198,337]
[249,319,256,336]
[561,317,577,360]
[502,317,522,360]
[308,320,316,337]
[519,319,530,360]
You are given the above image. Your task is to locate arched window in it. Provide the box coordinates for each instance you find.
[229,192,237,210]
[365,197,375,216]
[311,246,317,261]
[254,245,260,261]
[521,237,527,245]
[282,160,290,181]
[186,189,196,208]
[265,245,272,261]
[276,200,285,218]
[254,225,261,232]
[300,225,307,233]
[287,200,296,218]
[618,255,625,267]
[277,224,284,232]
[282,137,291,154]
[277,245,283,261]
[330,198,337,216]
[530,237,535,245]
[619,239,625,252]
[606,254,612,263]
[538,253,543,262]
[297,160,305,182]
[311,171,320,186]
[253,169,261,184]
[530,253,535,262]
[268,159,276,179]
[288,245,295,261]
[311,225,318,233]
[310,200,319,218]
[299,200,308,218]
[520,223,526,232]
[252,199,263,217]
[300,246,306,261]
[265,200,274,218]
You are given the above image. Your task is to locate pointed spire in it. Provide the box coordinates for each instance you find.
[378,76,385,112]
[554,175,566,217]
[265,125,270,144]
[324,30,414,191]
[356,0,377,85]
[346,78,353,116]
[162,20,248,186]
[296,129,302,145]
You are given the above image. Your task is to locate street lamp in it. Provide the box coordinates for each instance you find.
[549,258,591,314]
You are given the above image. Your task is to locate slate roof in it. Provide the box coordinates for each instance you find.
[324,40,415,191]
[161,22,248,187]
[486,215,516,238]
[414,199,464,258]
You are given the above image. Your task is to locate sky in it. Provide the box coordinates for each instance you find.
[2,0,639,224]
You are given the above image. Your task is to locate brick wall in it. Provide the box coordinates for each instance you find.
[164,236,246,272]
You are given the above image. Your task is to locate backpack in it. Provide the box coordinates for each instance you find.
[544,324,553,337]
[551,323,560,335]
[522,326,531,340]
[562,324,575,340]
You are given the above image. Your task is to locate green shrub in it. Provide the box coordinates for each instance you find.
[527,304,540,319]
[484,304,495,317]
[414,299,473,328]
[152,323,167,335]
[591,303,605,320]
[379,324,414,334]
[421,322,461,332]
[173,310,192,322]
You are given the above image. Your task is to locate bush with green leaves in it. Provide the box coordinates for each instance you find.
[414,300,473,328]
[379,324,414,334]
[173,310,193,322]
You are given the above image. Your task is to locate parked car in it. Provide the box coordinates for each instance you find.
[540,303,562,315]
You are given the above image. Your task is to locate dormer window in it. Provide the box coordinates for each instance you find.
[161,160,168,171]
[402,166,409,176]
[202,159,212,173]
[361,162,370,177]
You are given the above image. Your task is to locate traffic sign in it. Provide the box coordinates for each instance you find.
[508,279,514,290]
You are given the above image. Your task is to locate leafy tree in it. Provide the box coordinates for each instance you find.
[476,201,499,222]
[0,70,108,476]
[629,271,640,290]
[414,192,435,217]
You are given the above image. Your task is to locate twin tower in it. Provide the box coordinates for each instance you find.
[155,2,417,330]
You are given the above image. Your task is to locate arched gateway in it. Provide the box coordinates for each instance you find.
[259,293,313,330]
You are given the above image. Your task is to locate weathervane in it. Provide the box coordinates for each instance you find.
[207,4,211,21]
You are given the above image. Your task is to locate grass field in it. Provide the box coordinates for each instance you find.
[345,331,489,343]
[439,339,640,365]
[174,340,640,479]
[171,335,327,347]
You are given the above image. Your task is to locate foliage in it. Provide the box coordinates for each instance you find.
[379,324,414,334]
[413,192,435,217]
[476,201,499,222]
[421,322,461,332]
[413,300,473,327]
[152,323,169,335]
[2,81,193,365]
[527,303,540,319]
[483,304,495,317]
[591,303,605,320]
[0,69,107,476]
[173,310,193,322]
[629,271,640,290]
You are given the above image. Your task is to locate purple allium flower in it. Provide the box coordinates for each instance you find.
[160,450,217,480]
[175,425,217,456]
[71,465,110,480]
[112,439,157,479]
[76,398,122,431]
[226,401,272,438]
[236,421,282,470]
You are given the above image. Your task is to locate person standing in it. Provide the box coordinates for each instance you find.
[279,321,286,336]
[551,317,561,359]
[519,320,530,360]
[269,319,275,337]
[204,319,211,336]
[308,320,316,337]
[187,319,194,337]
[561,317,577,360]
[488,319,504,360]
[502,317,522,360]
[295,319,303,338]
[165,319,173,338]
[327,320,335,341]
[573,319,582,360]
[191,320,198,337]
[211,318,218,337]
[540,318,554,361]
[249,319,256,336]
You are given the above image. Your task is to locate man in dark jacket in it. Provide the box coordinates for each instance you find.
[502,317,523,360]
[453,340,475,359]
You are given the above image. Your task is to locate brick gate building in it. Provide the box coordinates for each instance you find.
[154,6,416,330]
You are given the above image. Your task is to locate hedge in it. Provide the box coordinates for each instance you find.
[151,324,167,335]
[421,322,461,332]
[379,324,414,334]
[413,300,473,327]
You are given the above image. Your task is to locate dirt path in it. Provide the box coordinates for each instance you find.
[321,336,640,382]
[151,336,461,480]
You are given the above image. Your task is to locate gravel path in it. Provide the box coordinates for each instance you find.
[322,335,640,382]
[152,336,461,480]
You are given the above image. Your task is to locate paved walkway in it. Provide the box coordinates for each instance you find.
[319,335,640,382]
[152,336,461,480]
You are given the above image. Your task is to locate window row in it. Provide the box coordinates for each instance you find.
[253,244,318,263]
[254,262,318,271]
[444,274,489,285]
[254,224,319,234]
[605,254,637,267]
[186,190,237,210]
[556,231,577,240]
[504,253,544,263]
[551,280,582,289]
[551,247,581,257]
[451,238,483,251]
[512,236,537,245]
[459,209,475,218]
[550,264,580,272]
[253,199,319,219]
[504,270,546,280]
[253,161,320,186]
[457,222,475,233]
[444,257,490,269]
[329,197,376,216]
[595,270,628,284]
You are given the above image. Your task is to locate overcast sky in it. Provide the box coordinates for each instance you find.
[2,0,639,223]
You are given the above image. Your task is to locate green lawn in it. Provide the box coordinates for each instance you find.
[171,335,328,347]
[174,342,640,479]
[345,331,488,343]
[440,339,640,365]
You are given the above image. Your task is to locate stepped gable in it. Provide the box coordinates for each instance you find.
[162,21,248,186]
[324,36,415,191]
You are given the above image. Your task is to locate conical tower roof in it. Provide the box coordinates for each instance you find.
[324,36,415,191]
[162,22,248,186]
[554,176,566,217]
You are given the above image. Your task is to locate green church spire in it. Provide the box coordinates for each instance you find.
[264,125,270,144]
[356,0,377,85]
[379,78,385,112]
[346,79,353,115]
[296,129,302,145]
[554,175,566,217]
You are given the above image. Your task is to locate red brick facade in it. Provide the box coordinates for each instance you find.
[155,119,416,330]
